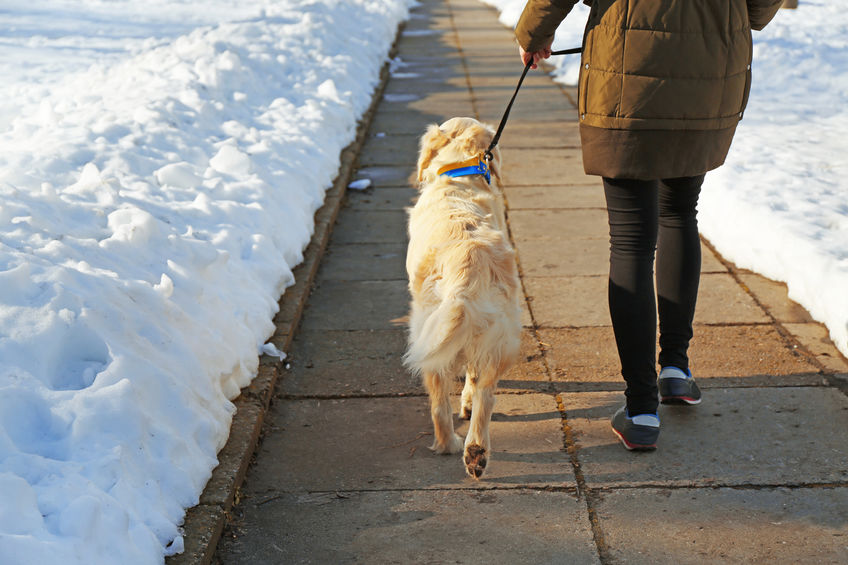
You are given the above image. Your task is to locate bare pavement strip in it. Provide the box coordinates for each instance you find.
[169,1,848,563]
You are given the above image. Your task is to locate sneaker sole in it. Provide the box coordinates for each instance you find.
[611,424,657,451]
[660,395,702,406]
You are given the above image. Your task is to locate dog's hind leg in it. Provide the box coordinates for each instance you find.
[460,366,475,420]
[423,372,463,454]
[463,368,497,479]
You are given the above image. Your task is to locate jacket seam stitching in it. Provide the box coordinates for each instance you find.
[594,23,751,35]
[586,67,748,80]
[582,111,744,122]
[616,0,630,121]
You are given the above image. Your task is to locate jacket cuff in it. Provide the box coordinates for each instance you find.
[748,0,784,31]
[515,0,577,52]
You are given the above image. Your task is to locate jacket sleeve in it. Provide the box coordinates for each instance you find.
[746,0,784,31]
[515,0,580,52]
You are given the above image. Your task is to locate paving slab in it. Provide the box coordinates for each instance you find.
[399,25,453,38]
[344,186,417,211]
[329,210,408,244]
[476,105,577,126]
[453,52,522,64]
[540,326,621,387]
[495,120,582,148]
[403,11,452,29]
[461,47,523,63]
[700,242,728,273]
[467,73,558,91]
[395,43,459,61]
[505,184,603,209]
[452,26,516,42]
[561,387,848,487]
[552,83,580,105]
[356,133,420,166]
[377,91,476,118]
[501,329,550,391]
[515,238,725,277]
[542,324,825,390]
[784,322,848,374]
[687,324,822,382]
[387,63,467,83]
[393,45,466,61]
[597,486,848,565]
[462,63,536,83]
[738,272,815,323]
[509,208,609,241]
[368,108,449,136]
[520,296,534,328]
[301,279,409,331]
[695,273,770,324]
[502,148,589,186]
[355,164,414,187]
[316,242,407,282]
[246,394,574,492]
[515,237,609,277]
[282,328,547,397]
[219,489,599,565]
[280,329,419,397]
[383,75,468,96]
[475,88,576,113]
[524,275,610,328]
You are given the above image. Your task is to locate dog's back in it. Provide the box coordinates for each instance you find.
[404,178,521,378]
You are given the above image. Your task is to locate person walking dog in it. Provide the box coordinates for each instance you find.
[514,0,785,450]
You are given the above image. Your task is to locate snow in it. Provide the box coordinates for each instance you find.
[347,178,373,191]
[0,1,411,563]
[482,0,848,358]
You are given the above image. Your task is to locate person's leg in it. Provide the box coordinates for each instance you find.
[603,177,659,416]
[656,175,704,371]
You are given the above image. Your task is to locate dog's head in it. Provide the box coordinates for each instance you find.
[414,117,501,187]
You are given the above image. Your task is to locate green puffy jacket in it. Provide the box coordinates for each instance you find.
[515,0,784,179]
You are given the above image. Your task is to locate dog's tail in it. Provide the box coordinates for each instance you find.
[403,295,469,377]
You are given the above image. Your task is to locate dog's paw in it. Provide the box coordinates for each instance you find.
[463,443,488,479]
[460,404,472,420]
[430,433,464,455]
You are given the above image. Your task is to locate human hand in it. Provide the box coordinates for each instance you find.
[519,44,552,69]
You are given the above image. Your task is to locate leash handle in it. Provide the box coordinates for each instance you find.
[484,46,583,162]
[550,47,583,57]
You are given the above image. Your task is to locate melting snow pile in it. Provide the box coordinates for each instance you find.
[0,0,411,563]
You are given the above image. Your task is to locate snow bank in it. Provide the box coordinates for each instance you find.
[481,0,848,358]
[0,1,410,563]
[699,1,848,358]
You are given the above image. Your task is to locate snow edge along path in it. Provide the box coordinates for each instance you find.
[0,1,413,564]
[480,0,848,359]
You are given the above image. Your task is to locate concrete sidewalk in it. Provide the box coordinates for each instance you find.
[214,1,848,563]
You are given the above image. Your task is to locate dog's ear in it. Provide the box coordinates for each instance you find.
[458,123,494,160]
[416,124,450,184]
[456,123,502,185]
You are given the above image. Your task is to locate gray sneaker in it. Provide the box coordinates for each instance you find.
[610,406,659,451]
[659,366,702,405]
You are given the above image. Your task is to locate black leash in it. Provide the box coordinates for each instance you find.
[484,47,582,162]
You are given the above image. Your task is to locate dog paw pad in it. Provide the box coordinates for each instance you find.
[464,443,488,479]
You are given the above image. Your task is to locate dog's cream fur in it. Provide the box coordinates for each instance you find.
[404,117,521,479]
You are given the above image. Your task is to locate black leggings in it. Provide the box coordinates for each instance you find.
[603,175,704,415]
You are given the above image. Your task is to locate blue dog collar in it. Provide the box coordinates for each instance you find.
[437,154,491,184]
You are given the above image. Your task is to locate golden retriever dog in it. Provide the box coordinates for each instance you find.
[404,117,521,479]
